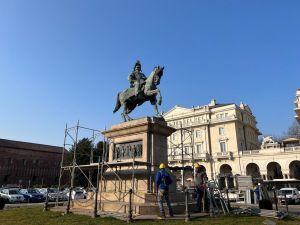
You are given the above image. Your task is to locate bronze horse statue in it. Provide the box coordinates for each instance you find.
[113,66,164,121]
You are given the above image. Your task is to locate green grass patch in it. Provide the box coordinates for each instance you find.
[0,207,299,225]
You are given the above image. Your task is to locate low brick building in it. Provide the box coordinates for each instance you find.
[0,138,67,187]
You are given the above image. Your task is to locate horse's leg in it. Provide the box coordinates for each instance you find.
[156,88,162,105]
[154,103,159,116]
[126,111,133,121]
[150,97,161,117]
[121,112,127,122]
[145,89,162,106]
[123,103,133,121]
[126,106,133,121]
[122,104,128,122]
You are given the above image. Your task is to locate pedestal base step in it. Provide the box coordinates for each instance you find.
[72,199,196,215]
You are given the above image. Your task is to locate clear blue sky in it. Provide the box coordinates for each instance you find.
[0,1,299,146]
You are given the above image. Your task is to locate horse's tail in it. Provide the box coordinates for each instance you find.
[113,92,121,113]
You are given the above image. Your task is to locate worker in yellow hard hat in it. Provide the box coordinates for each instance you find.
[155,162,173,219]
[194,163,209,213]
[194,163,201,168]
[159,163,166,169]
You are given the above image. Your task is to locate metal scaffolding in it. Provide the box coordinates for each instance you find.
[167,122,195,189]
[57,121,155,217]
[57,121,102,208]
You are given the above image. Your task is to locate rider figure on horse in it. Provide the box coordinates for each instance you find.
[128,60,147,97]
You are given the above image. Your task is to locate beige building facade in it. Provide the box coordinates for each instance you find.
[163,99,261,187]
[163,99,300,189]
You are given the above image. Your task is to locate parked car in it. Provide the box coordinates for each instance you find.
[66,188,86,200]
[36,188,48,198]
[19,188,45,203]
[43,188,68,202]
[278,188,300,204]
[0,188,25,203]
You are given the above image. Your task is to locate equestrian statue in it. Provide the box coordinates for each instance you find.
[113,60,164,122]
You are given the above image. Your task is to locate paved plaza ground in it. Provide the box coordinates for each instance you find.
[1,207,300,225]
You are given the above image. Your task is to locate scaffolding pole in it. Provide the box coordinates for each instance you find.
[57,123,68,206]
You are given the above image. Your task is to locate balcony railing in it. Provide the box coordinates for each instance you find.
[168,153,209,161]
[214,151,233,159]
[168,116,239,129]
[241,150,260,155]
[240,146,300,155]
[168,155,181,161]
[170,120,209,129]
[193,153,209,161]
[210,115,237,124]
[284,146,300,152]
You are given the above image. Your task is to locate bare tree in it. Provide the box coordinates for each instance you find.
[286,119,300,138]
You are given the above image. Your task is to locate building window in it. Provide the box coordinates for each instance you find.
[33,160,39,166]
[219,127,225,135]
[172,133,177,141]
[173,148,177,156]
[184,146,189,154]
[23,159,27,166]
[220,141,226,153]
[195,130,201,138]
[7,158,13,165]
[196,143,203,154]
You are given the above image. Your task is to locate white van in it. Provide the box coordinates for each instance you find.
[278,188,300,204]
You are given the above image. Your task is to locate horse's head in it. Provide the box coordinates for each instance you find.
[153,66,164,85]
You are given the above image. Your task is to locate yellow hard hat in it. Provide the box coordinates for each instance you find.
[194,163,201,168]
[159,163,166,169]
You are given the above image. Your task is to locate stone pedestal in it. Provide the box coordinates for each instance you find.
[104,117,174,166]
[70,117,189,215]
[101,117,176,194]
[74,117,187,215]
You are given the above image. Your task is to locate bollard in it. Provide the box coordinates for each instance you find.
[92,188,99,218]
[66,187,73,214]
[43,188,49,212]
[225,188,231,211]
[284,192,289,214]
[127,189,133,223]
[209,188,215,217]
[185,188,190,222]
[272,187,278,211]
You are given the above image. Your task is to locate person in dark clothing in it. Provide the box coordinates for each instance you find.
[155,163,174,219]
[194,163,209,212]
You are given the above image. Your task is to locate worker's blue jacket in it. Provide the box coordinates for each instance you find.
[155,169,172,190]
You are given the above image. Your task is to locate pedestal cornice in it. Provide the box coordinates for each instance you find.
[102,117,176,138]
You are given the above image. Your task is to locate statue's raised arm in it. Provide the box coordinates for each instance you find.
[113,60,164,122]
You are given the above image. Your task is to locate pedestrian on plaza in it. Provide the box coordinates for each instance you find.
[194,163,209,212]
[155,163,174,219]
[254,183,262,202]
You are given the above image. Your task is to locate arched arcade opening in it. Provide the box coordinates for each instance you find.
[218,164,234,189]
[267,162,283,180]
[246,163,261,180]
[289,160,300,180]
